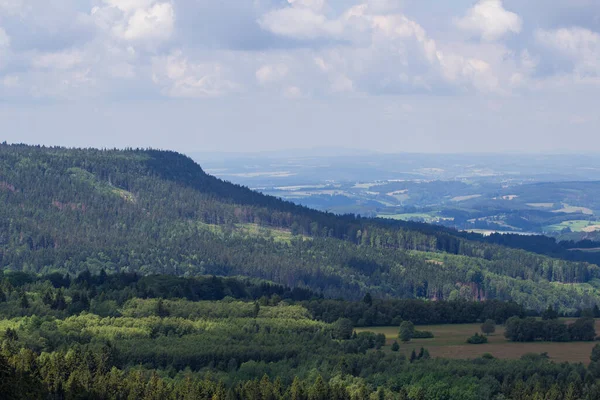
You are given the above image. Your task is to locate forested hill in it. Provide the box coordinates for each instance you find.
[2,143,600,312]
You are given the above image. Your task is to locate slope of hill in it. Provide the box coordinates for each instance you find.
[1,143,600,312]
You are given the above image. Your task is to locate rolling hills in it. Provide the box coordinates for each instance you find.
[1,143,600,312]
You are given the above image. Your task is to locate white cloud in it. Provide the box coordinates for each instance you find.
[456,0,522,41]
[0,0,24,15]
[0,0,595,104]
[288,0,325,12]
[367,0,403,13]
[93,0,174,43]
[119,3,174,42]
[152,51,238,97]
[537,27,600,78]
[259,3,511,94]
[103,0,155,13]
[0,27,10,70]
[1,74,19,87]
[0,26,10,48]
[259,7,344,40]
[31,50,85,70]
[284,85,303,98]
[256,64,289,84]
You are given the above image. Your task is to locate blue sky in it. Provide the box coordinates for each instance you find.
[0,0,599,153]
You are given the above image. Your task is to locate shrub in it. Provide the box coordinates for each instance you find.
[413,330,434,339]
[399,321,415,343]
[467,333,488,344]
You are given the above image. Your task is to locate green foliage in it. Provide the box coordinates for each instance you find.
[467,333,489,344]
[481,319,496,335]
[1,144,600,312]
[332,318,353,340]
[542,305,559,320]
[413,330,434,339]
[399,321,415,343]
[504,317,596,342]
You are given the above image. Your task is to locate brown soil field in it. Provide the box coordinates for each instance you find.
[356,319,600,364]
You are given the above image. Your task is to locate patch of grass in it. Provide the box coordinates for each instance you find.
[68,167,136,203]
[545,220,599,232]
[378,213,436,222]
[552,204,594,215]
[527,203,554,208]
[451,194,482,202]
[197,222,302,244]
[356,319,600,363]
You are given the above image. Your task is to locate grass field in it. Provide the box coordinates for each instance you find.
[552,204,594,215]
[546,220,600,233]
[356,320,600,364]
[377,213,437,222]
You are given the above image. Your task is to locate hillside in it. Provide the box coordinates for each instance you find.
[1,144,600,312]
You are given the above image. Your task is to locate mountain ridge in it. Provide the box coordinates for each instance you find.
[1,143,600,312]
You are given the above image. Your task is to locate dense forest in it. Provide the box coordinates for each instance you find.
[2,144,600,312]
[5,144,600,398]
[3,270,600,399]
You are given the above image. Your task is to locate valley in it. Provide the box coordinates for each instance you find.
[196,151,600,242]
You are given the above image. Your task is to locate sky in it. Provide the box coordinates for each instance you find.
[0,0,599,154]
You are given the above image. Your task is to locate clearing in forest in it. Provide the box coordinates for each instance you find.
[356,320,600,364]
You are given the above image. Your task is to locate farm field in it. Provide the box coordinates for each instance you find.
[377,212,440,222]
[546,220,600,233]
[356,320,600,364]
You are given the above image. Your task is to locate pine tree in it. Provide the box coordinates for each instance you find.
[290,377,304,400]
[155,299,169,318]
[309,375,329,400]
[253,302,260,318]
[363,292,373,306]
[19,292,29,309]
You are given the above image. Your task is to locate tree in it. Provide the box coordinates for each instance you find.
[399,321,415,343]
[391,341,399,352]
[590,344,600,378]
[308,375,329,400]
[155,299,169,318]
[481,319,496,336]
[592,344,600,362]
[568,317,596,341]
[253,302,260,318]
[332,318,353,340]
[542,305,558,320]
[362,292,372,307]
[4,328,18,341]
[409,349,417,363]
[52,289,67,310]
[290,377,304,400]
[19,292,29,309]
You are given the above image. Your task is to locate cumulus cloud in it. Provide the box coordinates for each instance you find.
[0,26,9,48]
[92,0,175,43]
[152,51,238,97]
[456,0,522,41]
[256,64,289,84]
[258,6,344,40]
[259,1,508,94]
[0,0,597,102]
[31,50,85,70]
[536,27,600,82]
